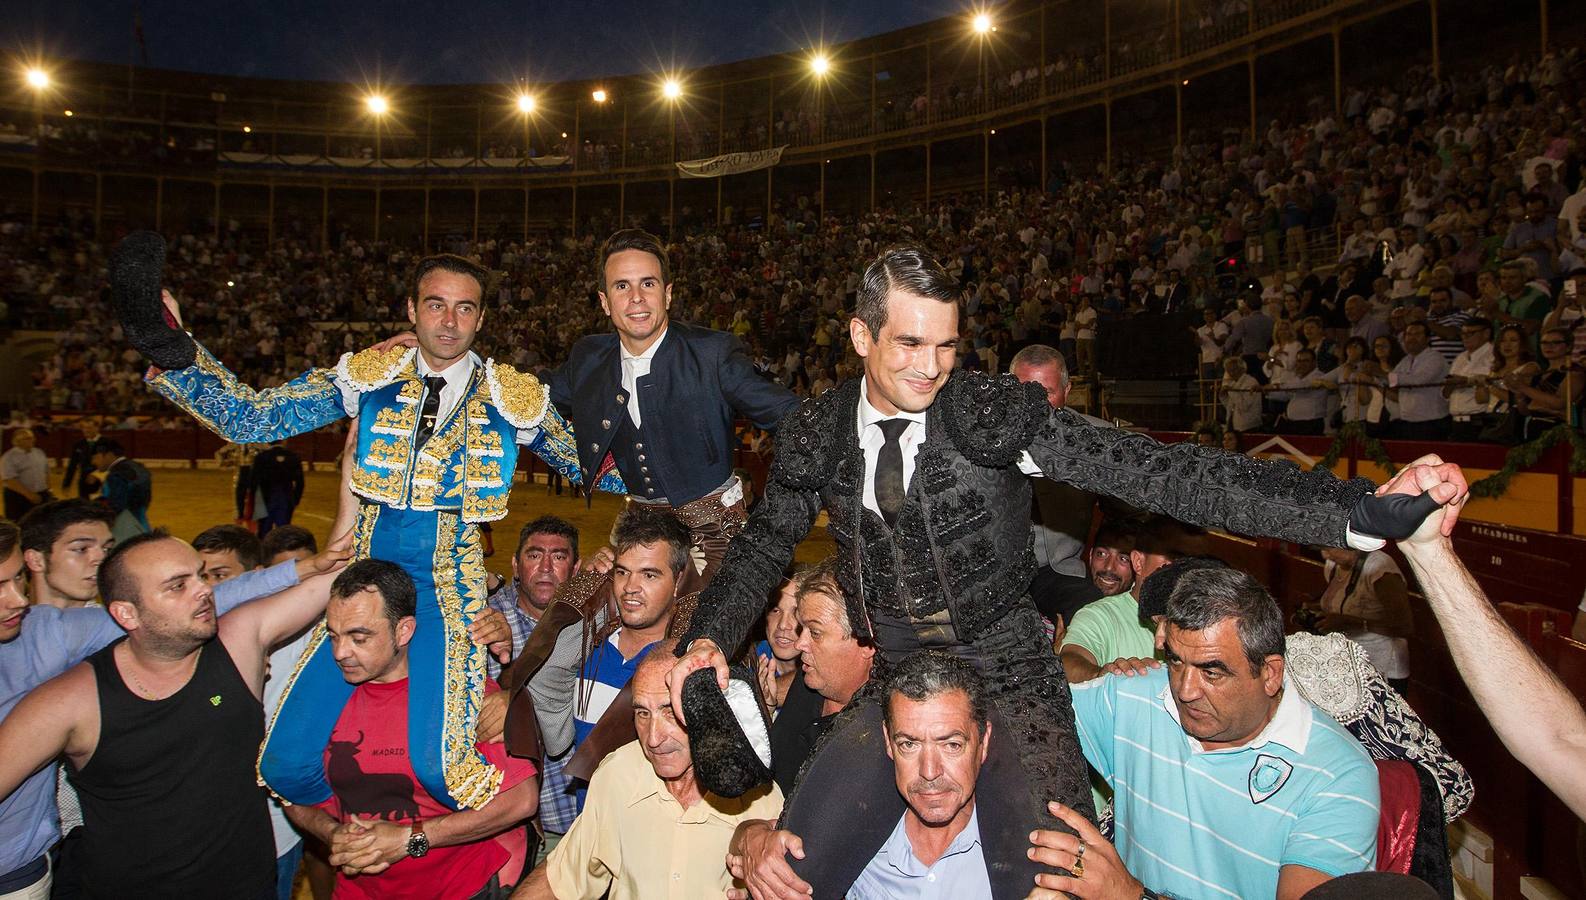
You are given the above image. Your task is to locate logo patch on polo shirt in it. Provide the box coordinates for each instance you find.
[1248,754,1293,804]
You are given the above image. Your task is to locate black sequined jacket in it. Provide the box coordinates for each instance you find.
[681,372,1376,658]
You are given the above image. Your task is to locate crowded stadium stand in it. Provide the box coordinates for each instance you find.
[2,0,1586,897]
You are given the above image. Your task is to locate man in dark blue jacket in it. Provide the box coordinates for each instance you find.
[543,228,798,583]
[494,230,799,782]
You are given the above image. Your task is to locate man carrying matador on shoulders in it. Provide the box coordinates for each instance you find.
[669,245,1470,899]
[108,232,624,813]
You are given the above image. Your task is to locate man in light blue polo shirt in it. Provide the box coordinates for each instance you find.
[849,651,994,900]
[1028,565,1378,900]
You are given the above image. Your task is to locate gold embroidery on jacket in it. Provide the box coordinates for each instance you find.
[433,515,502,808]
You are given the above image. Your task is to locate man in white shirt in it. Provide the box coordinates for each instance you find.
[1389,322,1451,440]
[1444,317,1496,441]
[0,430,49,521]
[1385,226,1428,301]
[1337,217,1375,266]
[1196,308,1229,380]
[1263,348,1331,435]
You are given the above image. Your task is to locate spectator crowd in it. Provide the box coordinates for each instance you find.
[1,41,1585,900]
[6,49,1583,448]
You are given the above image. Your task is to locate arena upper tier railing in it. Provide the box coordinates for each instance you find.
[0,0,1457,182]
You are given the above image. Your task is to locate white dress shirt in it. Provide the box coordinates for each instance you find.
[1269,368,1330,422]
[1390,350,1451,422]
[416,351,477,423]
[857,380,929,518]
[1447,343,1495,418]
[620,326,669,429]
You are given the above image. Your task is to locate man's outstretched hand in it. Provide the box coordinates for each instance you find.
[1374,453,1468,538]
[1349,453,1468,541]
[1025,801,1143,900]
[1396,460,1465,553]
[294,529,355,581]
[667,638,728,728]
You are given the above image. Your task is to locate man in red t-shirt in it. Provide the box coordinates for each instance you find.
[285,560,538,899]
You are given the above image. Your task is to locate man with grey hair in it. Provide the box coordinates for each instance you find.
[768,558,875,793]
[1010,345,1107,628]
[1027,566,1380,900]
[513,637,784,900]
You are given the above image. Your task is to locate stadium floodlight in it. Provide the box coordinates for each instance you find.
[662,79,682,100]
[25,67,50,90]
[809,54,830,77]
[517,93,536,113]
[972,13,993,34]
[365,94,389,115]
[591,89,608,103]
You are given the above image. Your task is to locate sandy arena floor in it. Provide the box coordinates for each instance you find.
[83,465,835,578]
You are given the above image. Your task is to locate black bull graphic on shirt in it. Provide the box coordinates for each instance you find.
[325,730,422,821]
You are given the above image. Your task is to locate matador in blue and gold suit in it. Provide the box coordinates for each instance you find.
[147,340,624,811]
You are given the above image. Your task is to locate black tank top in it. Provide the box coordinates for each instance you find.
[69,637,275,899]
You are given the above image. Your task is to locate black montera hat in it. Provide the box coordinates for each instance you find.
[110,231,197,371]
[680,663,773,798]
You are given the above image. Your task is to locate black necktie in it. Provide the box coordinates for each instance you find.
[414,375,447,449]
[874,418,910,527]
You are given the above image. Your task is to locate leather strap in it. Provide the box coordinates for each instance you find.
[565,682,637,782]
[499,568,616,759]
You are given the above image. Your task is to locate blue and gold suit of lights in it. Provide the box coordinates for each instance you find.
[149,343,625,810]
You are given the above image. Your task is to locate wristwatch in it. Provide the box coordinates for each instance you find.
[405,820,430,858]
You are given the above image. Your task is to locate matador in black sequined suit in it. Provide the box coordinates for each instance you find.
[676,369,1415,898]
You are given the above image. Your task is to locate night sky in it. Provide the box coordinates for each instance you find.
[3,0,958,85]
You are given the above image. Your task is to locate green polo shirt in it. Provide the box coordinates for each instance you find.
[1061,592,1158,667]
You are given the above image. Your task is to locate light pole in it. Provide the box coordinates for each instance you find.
[810,54,829,225]
[365,94,389,242]
[366,93,389,163]
[973,12,993,115]
[972,13,994,204]
[24,66,50,232]
[663,78,682,238]
[517,91,536,166]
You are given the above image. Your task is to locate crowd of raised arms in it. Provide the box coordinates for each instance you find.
[0,41,1582,900]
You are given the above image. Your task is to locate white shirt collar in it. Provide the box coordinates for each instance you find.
[857,376,929,433]
[415,351,478,386]
[620,326,669,364]
[1160,676,1313,755]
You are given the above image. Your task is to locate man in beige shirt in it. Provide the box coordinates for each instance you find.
[511,639,783,899]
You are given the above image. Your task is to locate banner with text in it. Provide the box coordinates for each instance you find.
[675,145,787,179]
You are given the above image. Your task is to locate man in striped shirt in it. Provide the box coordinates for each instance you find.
[1027,566,1378,900]
[483,517,586,855]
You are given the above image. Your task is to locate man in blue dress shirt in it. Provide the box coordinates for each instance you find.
[848,651,994,900]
